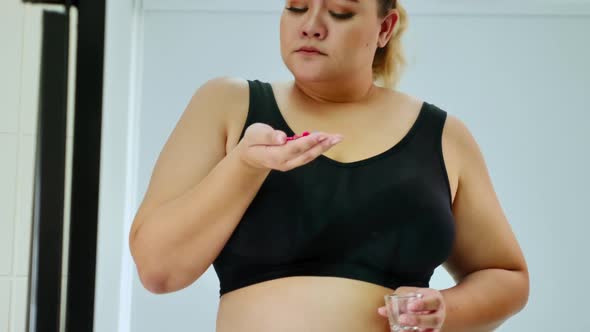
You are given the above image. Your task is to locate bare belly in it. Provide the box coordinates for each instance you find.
[216,276,393,332]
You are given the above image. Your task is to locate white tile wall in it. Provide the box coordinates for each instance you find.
[19,7,42,137]
[1,3,75,332]
[9,278,26,332]
[0,281,10,332]
[0,135,18,277]
[0,1,24,134]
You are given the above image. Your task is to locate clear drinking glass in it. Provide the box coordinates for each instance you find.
[384,293,423,331]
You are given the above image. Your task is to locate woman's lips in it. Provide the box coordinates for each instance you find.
[296,47,325,55]
[298,50,321,55]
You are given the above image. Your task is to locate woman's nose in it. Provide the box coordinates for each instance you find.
[301,14,327,39]
[302,28,325,39]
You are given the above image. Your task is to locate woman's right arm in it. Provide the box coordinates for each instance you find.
[129,77,343,295]
[129,77,271,294]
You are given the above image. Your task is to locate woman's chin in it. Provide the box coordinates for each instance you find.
[289,67,334,83]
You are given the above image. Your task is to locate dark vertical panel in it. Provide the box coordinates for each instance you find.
[23,0,107,330]
[26,10,70,332]
[64,0,106,330]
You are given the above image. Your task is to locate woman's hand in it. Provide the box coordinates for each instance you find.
[236,122,343,172]
[378,287,446,332]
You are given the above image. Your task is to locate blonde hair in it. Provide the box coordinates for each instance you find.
[372,0,408,89]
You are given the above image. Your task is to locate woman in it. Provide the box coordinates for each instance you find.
[129,0,530,331]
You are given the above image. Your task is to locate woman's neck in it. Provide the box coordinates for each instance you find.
[291,77,378,106]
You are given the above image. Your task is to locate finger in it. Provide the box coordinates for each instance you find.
[286,131,311,141]
[408,296,442,313]
[377,306,387,317]
[265,132,325,168]
[392,287,419,296]
[282,134,339,168]
[244,123,282,145]
[269,130,288,145]
[282,132,331,158]
[399,313,444,330]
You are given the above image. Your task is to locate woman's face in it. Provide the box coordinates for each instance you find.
[280,0,388,83]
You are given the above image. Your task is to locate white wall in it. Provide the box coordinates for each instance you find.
[98,1,590,331]
[0,3,77,332]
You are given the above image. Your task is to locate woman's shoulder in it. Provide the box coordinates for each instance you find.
[196,76,250,99]
[384,89,466,131]
[191,76,252,119]
[387,89,479,184]
[195,77,259,151]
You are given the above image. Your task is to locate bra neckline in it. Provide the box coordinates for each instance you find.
[265,82,428,168]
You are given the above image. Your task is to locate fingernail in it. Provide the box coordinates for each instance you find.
[330,137,342,144]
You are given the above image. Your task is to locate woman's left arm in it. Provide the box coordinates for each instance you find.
[439,114,530,332]
[377,115,529,331]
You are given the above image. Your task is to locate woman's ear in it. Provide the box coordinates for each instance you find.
[378,11,398,48]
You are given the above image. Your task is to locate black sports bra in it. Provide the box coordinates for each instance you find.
[212,80,455,296]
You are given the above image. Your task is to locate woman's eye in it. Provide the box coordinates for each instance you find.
[285,7,307,13]
[330,11,355,20]
[285,7,354,20]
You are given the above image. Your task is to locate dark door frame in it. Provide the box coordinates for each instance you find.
[23,0,105,331]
